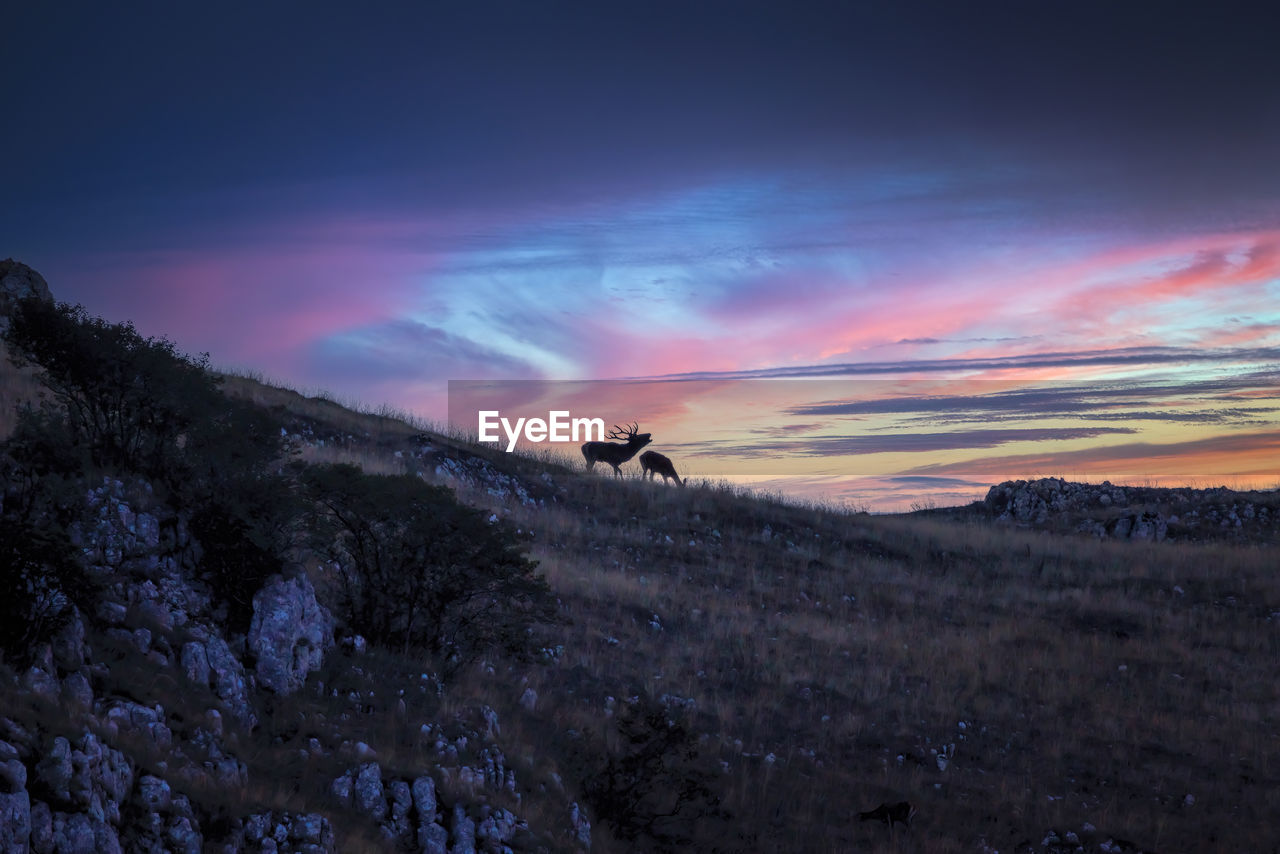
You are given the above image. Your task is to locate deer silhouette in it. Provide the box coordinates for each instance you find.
[581,422,652,477]
[639,450,683,486]
[858,801,916,831]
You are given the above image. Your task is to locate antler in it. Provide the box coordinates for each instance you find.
[605,422,641,440]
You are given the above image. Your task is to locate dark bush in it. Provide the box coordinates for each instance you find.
[0,418,97,664]
[301,463,557,671]
[0,406,87,521]
[3,298,223,476]
[0,516,87,664]
[169,394,298,633]
[185,470,299,634]
[576,697,730,852]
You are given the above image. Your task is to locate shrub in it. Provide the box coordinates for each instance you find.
[171,394,299,633]
[578,697,730,852]
[0,406,87,520]
[301,463,557,672]
[0,516,86,664]
[0,417,97,664]
[2,298,223,476]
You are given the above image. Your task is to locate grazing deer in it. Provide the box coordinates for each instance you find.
[858,801,916,830]
[581,422,652,477]
[639,450,684,486]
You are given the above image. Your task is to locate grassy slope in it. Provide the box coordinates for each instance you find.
[6,358,1277,852]
[217,374,1279,854]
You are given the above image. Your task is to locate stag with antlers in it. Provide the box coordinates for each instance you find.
[639,450,684,486]
[581,422,652,477]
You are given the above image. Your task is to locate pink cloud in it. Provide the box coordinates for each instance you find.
[58,231,438,377]
[907,429,1280,478]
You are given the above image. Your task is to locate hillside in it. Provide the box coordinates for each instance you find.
[1,284,1278,853]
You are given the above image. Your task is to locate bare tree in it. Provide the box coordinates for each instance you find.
[639,450,683,487]
[582,422,651,477]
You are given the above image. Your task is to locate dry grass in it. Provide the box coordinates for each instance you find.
[488,472,1280,853]
[5,368,1277,852]
[217,371,430,442]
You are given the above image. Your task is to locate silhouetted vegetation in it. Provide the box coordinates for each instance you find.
[3,298,222,476]
[175,399,298,633]
[577,697,730,852]
[301,463,557,672]
[0,515,86,664]
[2,298,295,632]
[0,413,98,664]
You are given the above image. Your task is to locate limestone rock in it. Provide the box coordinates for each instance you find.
[183,632,255,728]
[569,802,591,848]
[451,804,476,854]
[29,800,52,852]
[412,775,437,825]
[476,808,517,846]
[353,763,386,821]
[0,259,53,322]
[248,574,334,696]
[0,757,31,852]
[384,779,412,841]
[419,821,449,854]
[60,673,94,714]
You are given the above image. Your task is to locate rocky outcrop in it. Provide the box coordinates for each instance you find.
[237,810,334,853]
[0,258,53,320]
[0,747,31,852]
[982,477,1277,542]
[0,302,589,854]
[248,574,334,696]
[179,631,256,728]
[328,736,540,854]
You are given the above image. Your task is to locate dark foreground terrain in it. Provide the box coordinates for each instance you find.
[1,266,1277,853]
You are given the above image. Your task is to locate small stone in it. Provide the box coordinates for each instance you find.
[519,688,537,712]
[330,771,353,805]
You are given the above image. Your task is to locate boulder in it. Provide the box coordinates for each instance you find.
[418,821,449,854]
[451,804,476,854]
[0,259,53,323]
[0,758,31,852]
[248,574,334,696]
[353,763,386,821]
[411,775,437,825]
[184,632,255,728]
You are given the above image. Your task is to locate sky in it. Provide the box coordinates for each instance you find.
[5,2,1279,507]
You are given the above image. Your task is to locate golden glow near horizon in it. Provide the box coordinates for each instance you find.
[449,367,1280,504]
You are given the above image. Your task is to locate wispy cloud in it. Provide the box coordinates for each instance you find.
[786,374,1280,420]
[906,430,1280,477]
[654,346,1280,382]
[672,426,1137,458]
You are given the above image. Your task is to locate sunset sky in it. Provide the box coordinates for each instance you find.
[5,2,1278,507]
